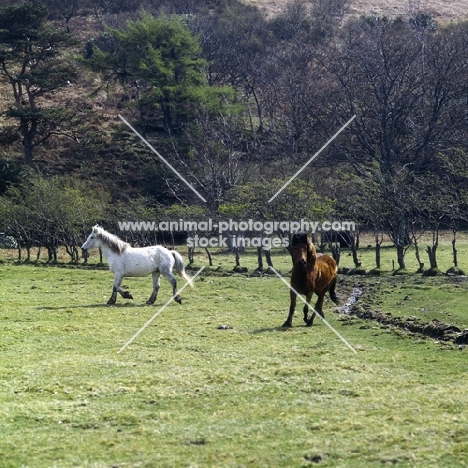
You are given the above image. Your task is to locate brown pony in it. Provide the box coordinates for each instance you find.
[282,232,339,327]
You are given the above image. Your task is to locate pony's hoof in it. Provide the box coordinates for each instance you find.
[281,321,292,328]
[146,300,155,305]
[174,296,182,304]
[107,300,116,305]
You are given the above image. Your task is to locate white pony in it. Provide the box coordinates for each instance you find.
[81,225,194,305]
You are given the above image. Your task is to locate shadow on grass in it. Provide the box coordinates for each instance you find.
[36,302,151,311]
[251,326,294,333]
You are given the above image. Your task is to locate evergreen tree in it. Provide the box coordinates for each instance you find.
[85,13,218,133]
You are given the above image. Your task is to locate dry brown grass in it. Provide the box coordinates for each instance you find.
[245,0,468,21]
[351,0,468,21]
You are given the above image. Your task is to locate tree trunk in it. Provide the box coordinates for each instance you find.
[349,232,360,268]
[426,245,438,269]
[412,236,424,272]
[319,232,326,253]
[396,212,407,260]
[234,247,240,267]
[170,230,175,250]
[25,243,31,262]
[331,244,340,266]
[21,118,37,165]
[188,246,194,264]
[396,245,406,270]
[375,242,380,269]
[452,231,458,268]
[65,245,74,262]
[256,246,264,270]
[264,249,274,268]
[82,248,89,265]
[374,231,382,269]
[204,247,212,266]
[47,245,53,263]
[426,229,439,270]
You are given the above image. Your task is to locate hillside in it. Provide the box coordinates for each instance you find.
[247,0,468,21]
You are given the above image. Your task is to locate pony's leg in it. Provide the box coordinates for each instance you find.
[107,272,121,304]
[303,292,313,324]
[162,271,182,304]
[108,272,133,305]
[108,286,118,305]
[146,271,161,305]
[282,289,297,327]
[307,292,326,326]
[328,277,339,305]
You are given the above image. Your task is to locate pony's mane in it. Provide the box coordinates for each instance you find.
[291,232,309,246]
[93,226,129,254]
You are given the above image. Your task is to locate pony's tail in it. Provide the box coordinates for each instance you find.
[328,275,340,305]
[171,251,195,291]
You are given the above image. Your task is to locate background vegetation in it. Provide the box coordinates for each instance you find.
[1,0,468,273]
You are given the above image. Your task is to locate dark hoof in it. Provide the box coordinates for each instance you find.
[146,300,155,305]
[174,296,182,304]
[122,292,133,300]
[306,314,317,326]
[281,321,292,328]
[107,299,116,305]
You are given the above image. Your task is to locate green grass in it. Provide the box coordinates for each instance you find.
[1,244,468,467]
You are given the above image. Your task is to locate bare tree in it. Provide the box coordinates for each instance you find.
[313,16,468,268]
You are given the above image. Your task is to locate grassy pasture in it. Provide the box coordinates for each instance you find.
[1,240,468,467]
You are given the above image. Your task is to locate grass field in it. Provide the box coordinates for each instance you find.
[1,239,468,467]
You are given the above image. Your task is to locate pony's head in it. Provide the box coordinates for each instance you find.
[81,225,102,251]
[81,225,129,254]
[291,232,316,269]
